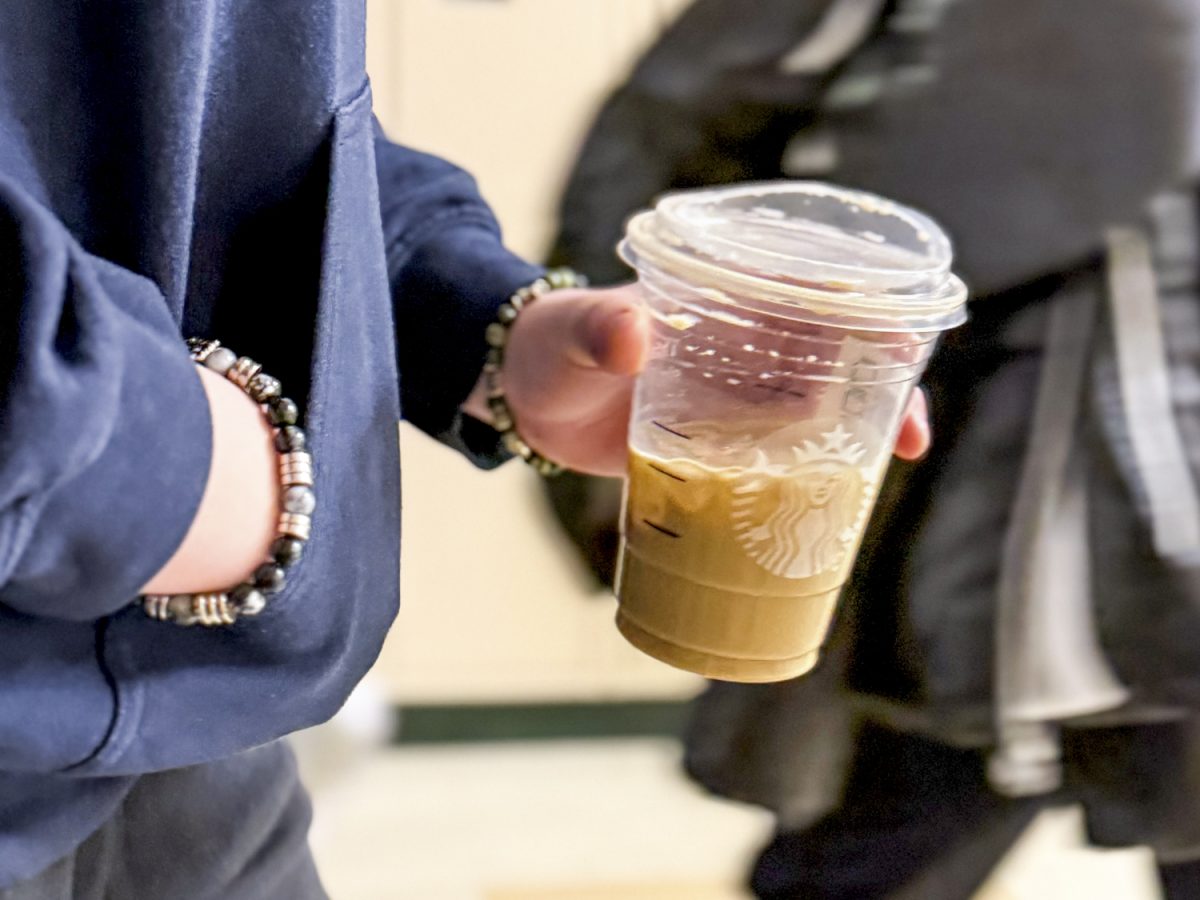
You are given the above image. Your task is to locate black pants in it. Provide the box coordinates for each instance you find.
[0,742,327,900]
[752,721,1200,899]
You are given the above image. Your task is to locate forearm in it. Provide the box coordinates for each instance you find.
[0,179,213,619]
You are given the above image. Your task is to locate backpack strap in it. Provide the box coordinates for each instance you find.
[778,0,887,76]
[1104,219,1200,562]
[780,0,962,178]
[990,280,1131,797]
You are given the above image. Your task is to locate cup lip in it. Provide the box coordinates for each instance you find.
[620,182,969,333]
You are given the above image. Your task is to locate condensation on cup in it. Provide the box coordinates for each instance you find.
[615,182,968,683]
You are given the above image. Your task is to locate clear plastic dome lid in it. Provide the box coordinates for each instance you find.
[621,182,968,332]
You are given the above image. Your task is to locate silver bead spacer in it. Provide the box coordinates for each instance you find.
[280,452,314,487]
[279,512,312,540]
[188,592,235,627]
[281,468,314,488]
[143,595,172,621]
[228,356,262,390]
[279,451,312,470]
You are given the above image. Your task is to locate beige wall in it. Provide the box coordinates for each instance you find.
[366,0,701,703]
[367,0,692,259]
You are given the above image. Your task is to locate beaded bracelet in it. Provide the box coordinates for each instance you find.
[140,338,315,627]
[482,268,587,477]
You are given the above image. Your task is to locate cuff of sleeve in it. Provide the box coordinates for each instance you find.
[5,331,212,620]
[394,220,543,469]
[441,412,511,470]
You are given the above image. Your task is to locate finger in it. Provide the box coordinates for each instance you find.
[567,286,650,376]
[893,388,930,461]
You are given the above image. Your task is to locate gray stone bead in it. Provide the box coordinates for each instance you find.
[248,373,282,402]
[240,591,267,616]
[268,397,299,426]
[203,347,238,376]
[230,584,267,616]
[283,485,316,515]
[274,426,307,453]
[168,594,198,625]
[143,595,170,621]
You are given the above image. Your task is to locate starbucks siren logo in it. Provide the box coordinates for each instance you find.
[732,423,871,579]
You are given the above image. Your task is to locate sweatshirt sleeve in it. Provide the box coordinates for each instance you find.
[373,123,543,467]
[0,177,211,621]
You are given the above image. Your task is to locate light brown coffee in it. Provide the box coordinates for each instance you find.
[616,431,883,682]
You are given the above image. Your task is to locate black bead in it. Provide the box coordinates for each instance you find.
[274,426,307,453]
[254,563,287,594]
[229,580,265,619]
[271,537,305,567]
[268,397,299,426]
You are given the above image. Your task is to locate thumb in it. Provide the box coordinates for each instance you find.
[567,286,650,376]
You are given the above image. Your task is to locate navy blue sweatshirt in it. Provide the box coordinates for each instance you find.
[0,0,540,885]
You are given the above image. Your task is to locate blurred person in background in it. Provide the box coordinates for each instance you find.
[547,0,1200,897]
[0,2,933,897]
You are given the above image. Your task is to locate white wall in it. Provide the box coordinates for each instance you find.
[365,0,702,702]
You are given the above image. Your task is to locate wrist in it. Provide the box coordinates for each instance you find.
[140,365,279,595]
[475,268,588,475]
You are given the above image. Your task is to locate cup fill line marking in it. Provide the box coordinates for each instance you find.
[648,463,687,483]
[752,382,809,399]
[642,519,682,539]
[652,420,693,440]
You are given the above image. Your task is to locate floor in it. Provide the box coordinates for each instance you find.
[296,727,1163,900]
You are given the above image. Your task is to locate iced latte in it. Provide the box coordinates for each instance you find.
[616,182,967,682]
[617,422,885,681]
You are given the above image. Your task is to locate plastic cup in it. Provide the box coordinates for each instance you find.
[615,182,968,683]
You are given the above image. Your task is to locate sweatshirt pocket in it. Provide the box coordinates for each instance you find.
[0,610,116,773]
[72,82,404,777]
